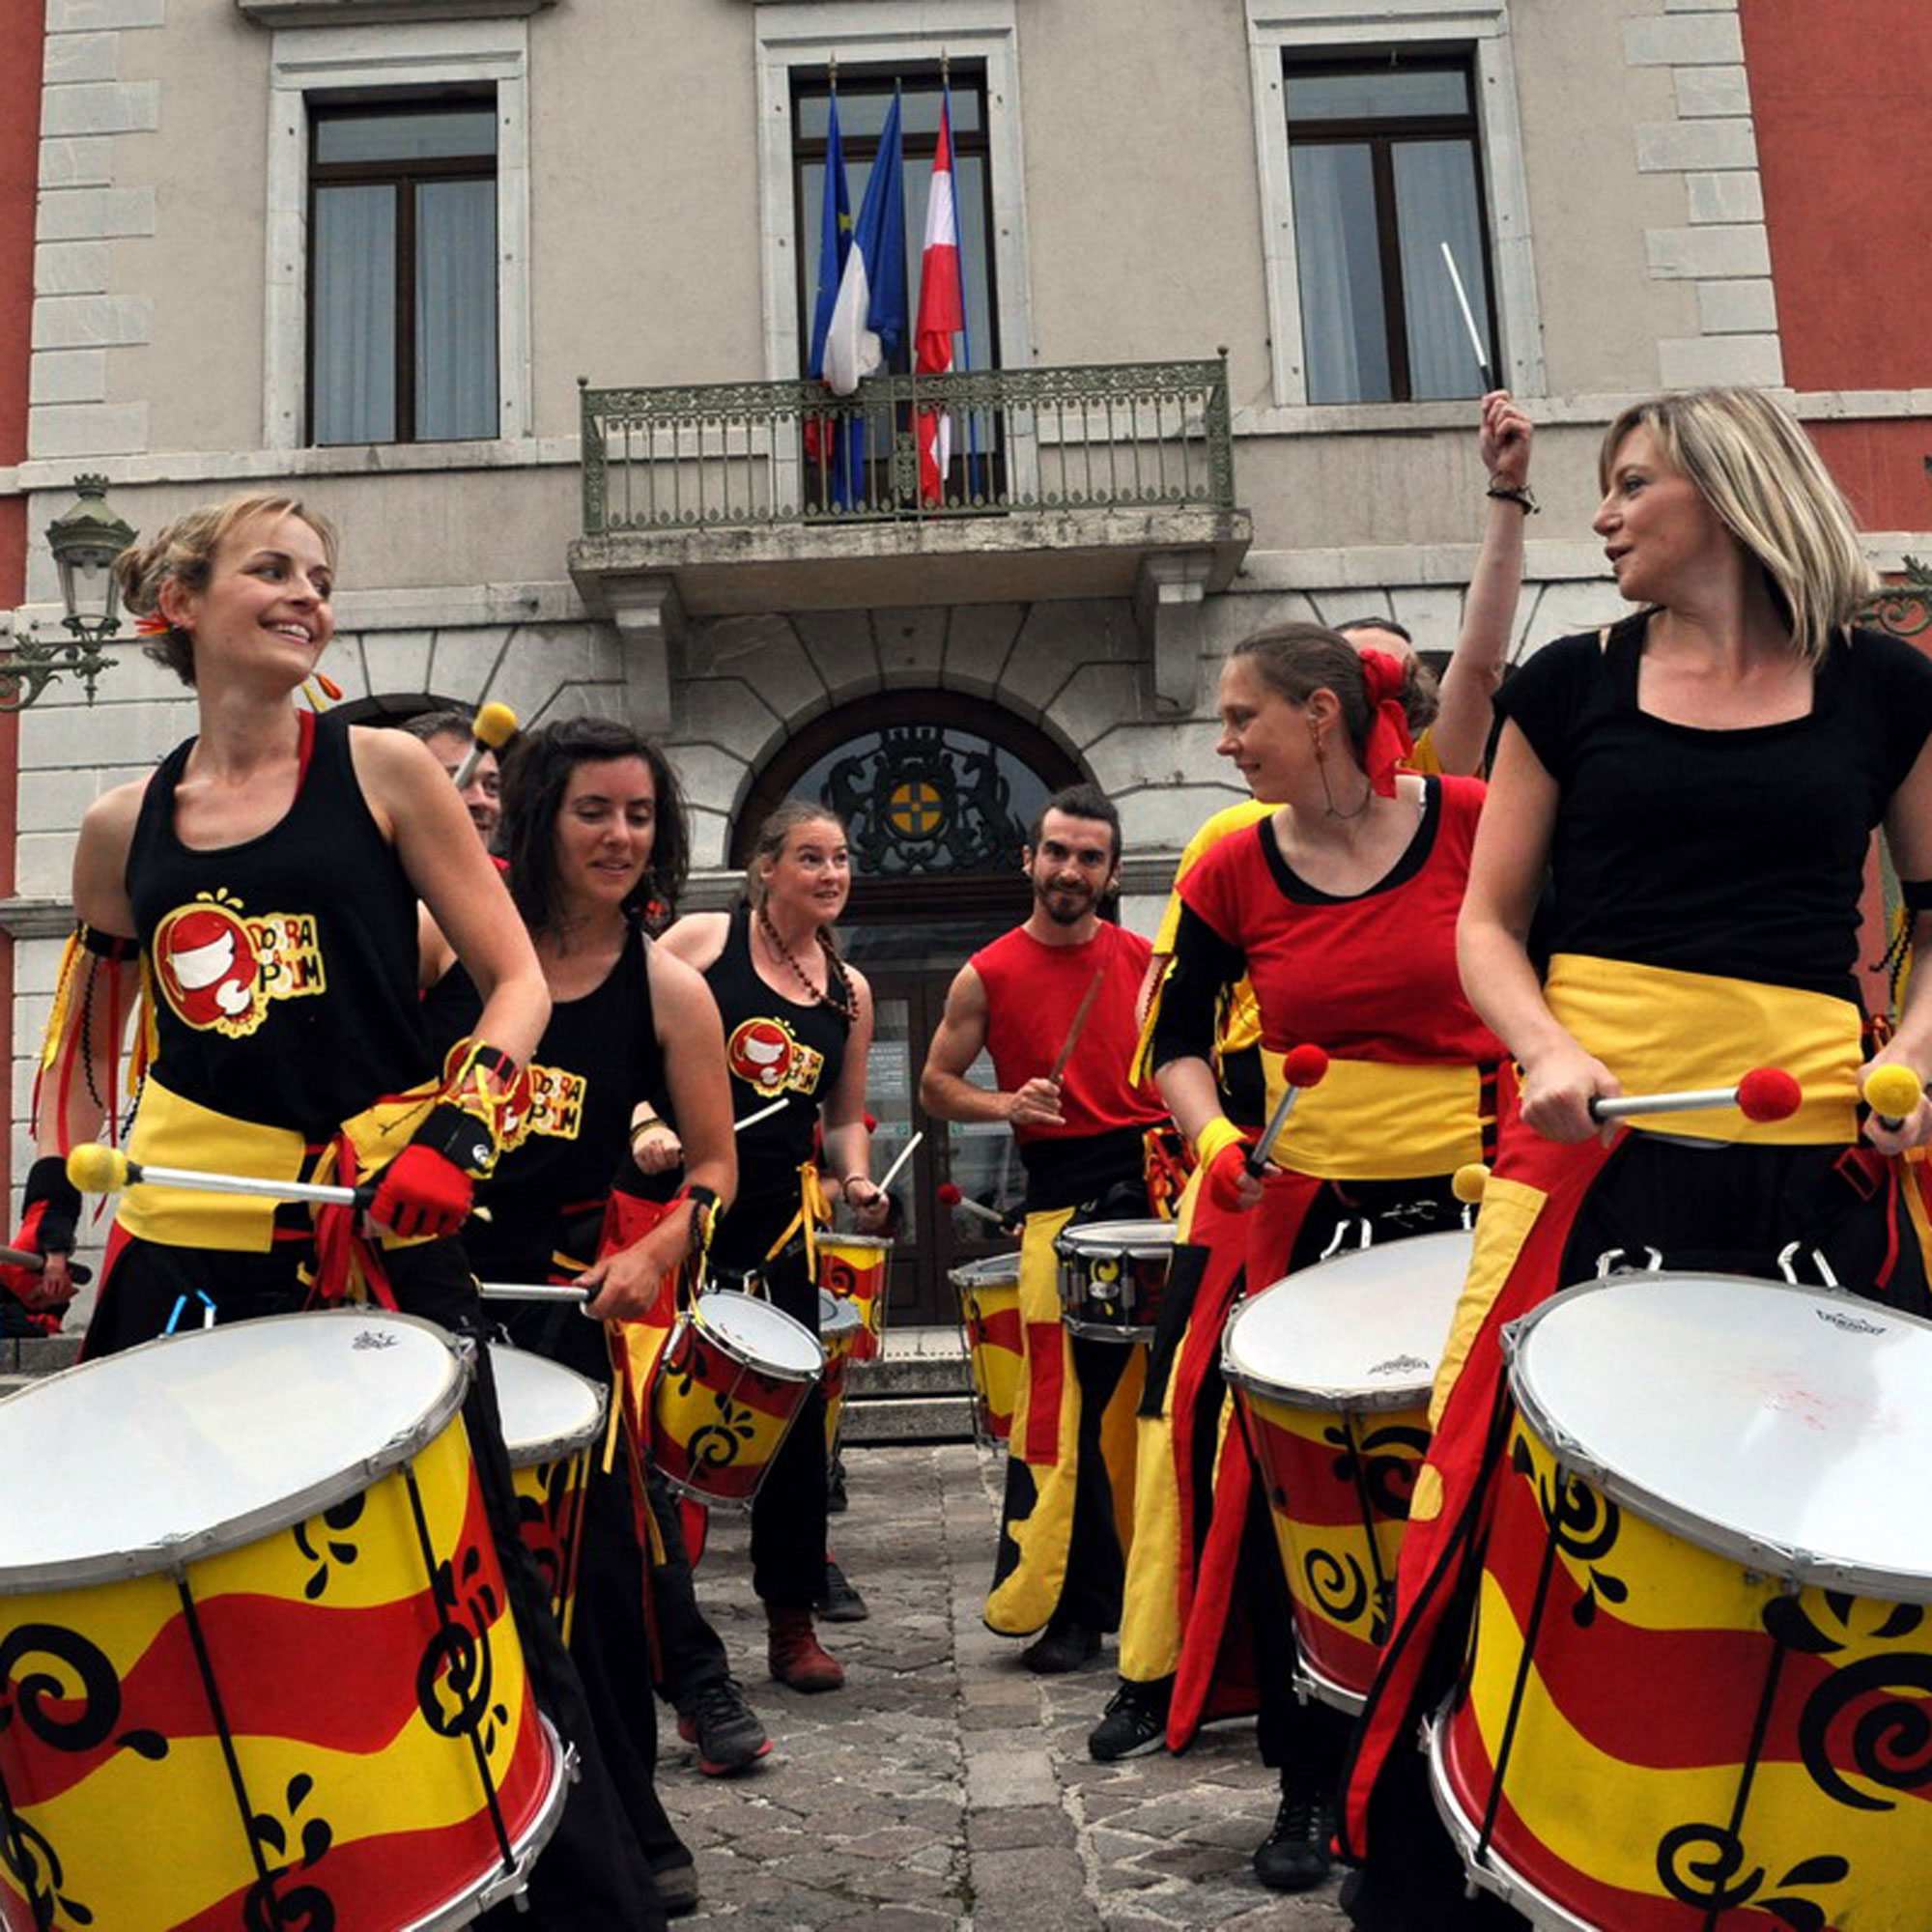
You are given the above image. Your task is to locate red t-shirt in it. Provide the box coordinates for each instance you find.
[971,921,1166,1142]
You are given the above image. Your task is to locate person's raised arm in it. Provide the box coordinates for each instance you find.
[820,966,889,1230]
[919,962,1064,1129]
[1867,732,1932,1151]
[1457,721,1617,1141]
[1433,391,1535,777]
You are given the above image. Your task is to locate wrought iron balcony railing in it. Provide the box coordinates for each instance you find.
[580,356,1235,538]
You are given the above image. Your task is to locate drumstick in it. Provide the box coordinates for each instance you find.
[736,1095,790,1134]
[1863,1064,1924,1132]
[873,1131,923,1195]
[1587,1066,1801,1124]
[454,701,517,790]
[1049,966,1108,1081]
[1440,242,1492,392]
[937,1183,1007,1227]
[1245,1044,1331,1179]
[66,1145,493,1220]
[0,1241,93,1285]
[477,1282,591,1303]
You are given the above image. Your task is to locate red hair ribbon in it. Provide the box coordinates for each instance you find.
[1356,647,1413,798]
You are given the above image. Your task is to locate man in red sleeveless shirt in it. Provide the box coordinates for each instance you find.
[922,785,1168,1670]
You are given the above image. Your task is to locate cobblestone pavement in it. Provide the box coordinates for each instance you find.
[657,1442,1348,1931]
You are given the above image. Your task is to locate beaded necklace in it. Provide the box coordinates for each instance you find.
[756,905,860,1021]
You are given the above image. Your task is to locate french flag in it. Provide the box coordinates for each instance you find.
[914,94,964,505]
[823,92,907,398]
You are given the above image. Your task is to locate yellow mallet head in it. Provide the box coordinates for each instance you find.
[1863,1065,1924,1121]
[1451,1162,1490,1206]
[473,701,518,751]
[67,1144,129,1194]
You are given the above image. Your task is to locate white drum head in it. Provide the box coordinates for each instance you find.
[695,1289,824,1378]
[1058,1219,1176,1259]
[0,1310,468,1592]
[949,1253,1020,1292]
[1224,1230,1472,1410]
[491,1344,606,1466]
[1510,1273,1932,1599]
[817,1288,864,1338]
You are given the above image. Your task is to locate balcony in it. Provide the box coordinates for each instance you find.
[567,358,1252,721]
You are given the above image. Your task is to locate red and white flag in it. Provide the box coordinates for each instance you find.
[914,96,964,505]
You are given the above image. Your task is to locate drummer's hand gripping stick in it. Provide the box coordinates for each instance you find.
[453,700,517,790]
[1862,1064,1924,1133]
[66,1145,493,1221]
[1245,1045,1332,1179]
[1585,1065,1802,1125]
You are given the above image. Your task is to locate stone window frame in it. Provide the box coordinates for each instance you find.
[1243,0,1546,426]
[261,17,533,453]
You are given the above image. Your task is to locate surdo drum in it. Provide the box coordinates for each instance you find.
[491,1344,607,1642]
[0,1311,567,1932]
[949,1252,1022,1446]
[651,1291,824,1509]
[1053,1219,1177,1343]
[818,1287,865,1456]
[818,1234,892,1363]
[1222,1229,1470,1712]
[1429,1272,1932,1930]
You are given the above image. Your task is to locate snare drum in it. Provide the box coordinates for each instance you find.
[1223,1230,1469,1712]
[1054,1219,1176,1343]
[1430,1272,1932,1930]
[652,1291,824,1509]
[950,1252,1022,1444]
[492,1344,607,1639]
[819,1234,892,1362]
[819,1287,866,1456]
[0,1312,567,1932]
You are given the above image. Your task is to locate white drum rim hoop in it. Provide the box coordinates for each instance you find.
[819,1234,893,1255]
[0,1308,471,1596]
[816,1288,864,1337]
[1505,1270,1932,1603]
[689,1289,825,1383]
[1054,1219,1177,1261]
[948,1252,1021,1291]
[490,1345,609,1469]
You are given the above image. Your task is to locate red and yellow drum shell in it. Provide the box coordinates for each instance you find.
[651,1291,824,1510]
[819,1288,866,1456]
[950,1253,1022,1445]
[1232,1381,1428,1711]
[0,1382,559,1932]
[493,1346,607,1644]
[819,1235,892,1363]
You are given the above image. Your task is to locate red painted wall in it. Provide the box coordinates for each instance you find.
[0,2,42,1205]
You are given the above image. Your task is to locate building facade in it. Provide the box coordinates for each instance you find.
[8,0,1931,1321]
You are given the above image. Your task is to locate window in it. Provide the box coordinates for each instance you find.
[1284,53,1493,405]
[308,99,498,445]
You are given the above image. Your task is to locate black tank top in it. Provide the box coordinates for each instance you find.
[127,711,430,1137]
[704,902,849,1228]
[424,933,665,1282]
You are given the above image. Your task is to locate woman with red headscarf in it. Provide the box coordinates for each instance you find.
[1146,624,1504,1901]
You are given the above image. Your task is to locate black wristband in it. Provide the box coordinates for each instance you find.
[410,1102,498,1179]
[24,1154,81,1252]
[1486,483,1539,515]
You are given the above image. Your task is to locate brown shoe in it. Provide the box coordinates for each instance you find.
[767,1605,845,1692]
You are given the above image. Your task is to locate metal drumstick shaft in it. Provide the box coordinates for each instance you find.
[477,1282,592,1303]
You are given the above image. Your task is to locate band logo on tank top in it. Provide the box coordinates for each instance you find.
[725,1015,825,1097]
[151,890,326,1038]
[434,1037,557,1153]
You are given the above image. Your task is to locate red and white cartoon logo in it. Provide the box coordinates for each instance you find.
[725,1016,823,1098]
[152,893,325,1038]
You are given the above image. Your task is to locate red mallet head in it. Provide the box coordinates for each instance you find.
[864,1112,879,1133]
[1736,1066,1802,1124]
[937,1182,963,1206]
[1282,1044,1330,1090]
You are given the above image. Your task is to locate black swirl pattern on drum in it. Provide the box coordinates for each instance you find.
[1513,1432,1628,1628]
[293,1492,367,1603]
[1793,1651,1932,1812]
[1302,1548,1369,1628]
[0,1808,82,1932]
[1657,1827,1849,1932]
[0,1624,136,1757]
[1355,1422,1430,1520]
[244,1772,337,1932]
[416,1543,509,1754]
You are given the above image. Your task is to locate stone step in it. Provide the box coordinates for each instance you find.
[0,1336,81,1378]
[848,1353,970,1398]
[842,1391,976,1444]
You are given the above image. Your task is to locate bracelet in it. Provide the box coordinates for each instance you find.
[842,1173,876,1196]
[668,1182,721,1259]
[1486,483,1539,515]
[629,1115,668,1144]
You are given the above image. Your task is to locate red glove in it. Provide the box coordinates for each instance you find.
[366,1105,488,1240]
[1203,1139,1254,1213]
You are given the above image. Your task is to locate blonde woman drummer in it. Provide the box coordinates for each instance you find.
[657,801,888,1693]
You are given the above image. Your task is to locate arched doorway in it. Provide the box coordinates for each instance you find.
[735,694,1085,1327]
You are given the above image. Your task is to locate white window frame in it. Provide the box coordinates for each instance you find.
[753,2,1036,498]
[262,18,532,452]
[1245,1,1545,422]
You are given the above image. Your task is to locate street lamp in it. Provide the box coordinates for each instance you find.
[0,474,137,712]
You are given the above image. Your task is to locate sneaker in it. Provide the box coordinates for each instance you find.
[650,1859,700,1918]
[1254,1788,1335,1892]
[816,1554,870,1623]
[675,1678,773,1776]
[1088,1678,1170,1761]
[1020,1621,1101,1674]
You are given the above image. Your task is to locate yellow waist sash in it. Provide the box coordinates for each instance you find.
[1261,1050,1485,1181]
[1544,954,1861,1146]
[120,1077,439,1251]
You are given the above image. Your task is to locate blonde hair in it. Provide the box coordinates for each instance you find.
[1599,388,1874,666]
[113,493,339,687]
